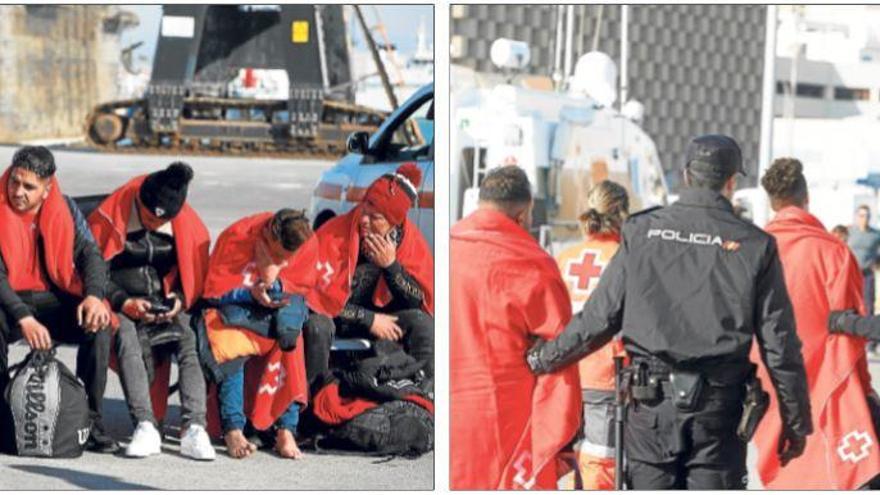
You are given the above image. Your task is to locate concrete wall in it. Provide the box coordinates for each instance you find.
[0,6,126,143]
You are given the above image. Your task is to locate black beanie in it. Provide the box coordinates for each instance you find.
[139,162,193,219]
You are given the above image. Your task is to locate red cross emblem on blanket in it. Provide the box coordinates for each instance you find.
[512,452,536,490]
[316,260,334,287]
[258,361,286,396]
[838,430,873,464]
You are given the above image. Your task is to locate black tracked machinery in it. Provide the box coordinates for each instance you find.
[85,5,387,157]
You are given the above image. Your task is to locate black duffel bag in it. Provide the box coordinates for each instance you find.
[4,349,91,458]
[316,399,434,458]
[313,345,434,458]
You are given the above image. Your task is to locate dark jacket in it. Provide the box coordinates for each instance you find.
[0,196,107,321]
[106,228,179,312]
[195,292,309,383]
[830,310,880,340]
[217,296,308,351]
[531,188,812,437]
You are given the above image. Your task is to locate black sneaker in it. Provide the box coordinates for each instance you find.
[86,423,120,454]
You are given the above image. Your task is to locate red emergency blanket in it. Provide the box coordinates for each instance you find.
[311,381,433,426]
[451,209,581,490]
[754,206,880,489]
[305,205,434,316]
[87,175,210,308]
[202,213,309,431]
[0,167,81,295]
[89,175,211,423]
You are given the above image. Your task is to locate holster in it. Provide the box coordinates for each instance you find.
[736,364,769,442]
[629,362,661,401]
[669,370,704,412]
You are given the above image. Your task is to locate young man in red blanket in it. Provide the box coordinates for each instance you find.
[0,146,118,453]
[301,164,434,395]
[201,209,315,459]
[88,162,214,460]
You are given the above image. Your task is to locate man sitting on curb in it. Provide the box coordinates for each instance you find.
[88,162,215,460]
[302,164,434,395]
[0,146,118,453]
[199,209,314,459]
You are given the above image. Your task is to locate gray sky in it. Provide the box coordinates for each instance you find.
[120,5,433,66]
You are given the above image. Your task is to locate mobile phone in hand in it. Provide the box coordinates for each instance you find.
[147,301,173,314]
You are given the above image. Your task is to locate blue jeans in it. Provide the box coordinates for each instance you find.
[218,363,300,433]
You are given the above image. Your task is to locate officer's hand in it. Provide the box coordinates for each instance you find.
[19,316,52,350]
[526,339,549,374]
[828,309,858,333]
[778,426,807,467]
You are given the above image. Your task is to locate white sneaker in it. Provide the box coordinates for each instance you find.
[180,424,216,461]
[125,421,162,458]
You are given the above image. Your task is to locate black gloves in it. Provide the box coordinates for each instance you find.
[778,425,808,467]
[526,339,549,374]
[828,309,859,334]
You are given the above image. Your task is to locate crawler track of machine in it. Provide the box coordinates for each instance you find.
[84,97,387,159]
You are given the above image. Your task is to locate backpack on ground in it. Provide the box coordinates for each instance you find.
[311,344,434,458]
[316,399,434,458]
[4,349,91,458]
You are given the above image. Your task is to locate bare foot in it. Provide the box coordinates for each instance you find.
[274,429,304,460]
[224,429,257,459]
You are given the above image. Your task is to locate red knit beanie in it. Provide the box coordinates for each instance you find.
[362,163,422,225]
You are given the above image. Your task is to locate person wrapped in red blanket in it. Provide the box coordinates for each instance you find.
[0,146,118,454]
[753,158,880,489]
[88,162,215,461]
[450,166,581,489]
[301,163,434,395]
[200,209,314,460]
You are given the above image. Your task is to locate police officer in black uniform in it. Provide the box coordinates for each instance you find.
[527,134,813,489]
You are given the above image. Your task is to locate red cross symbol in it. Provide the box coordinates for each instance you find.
[838,430,873,464]
[567,251,604,291]
[258,361,286,396]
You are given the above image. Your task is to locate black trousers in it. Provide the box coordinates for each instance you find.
[0,290,111,429]
[624,384,746,490]
[303,308,434,392]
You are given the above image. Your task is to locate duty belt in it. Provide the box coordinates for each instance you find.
[626,360,743,406]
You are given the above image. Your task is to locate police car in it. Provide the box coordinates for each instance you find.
[309,83,434,248]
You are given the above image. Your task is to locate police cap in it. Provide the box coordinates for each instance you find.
[684,134,746,179]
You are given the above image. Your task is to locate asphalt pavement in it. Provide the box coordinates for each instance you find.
[0,146,433,490]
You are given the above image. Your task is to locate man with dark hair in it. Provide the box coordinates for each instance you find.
[527,135,813,489]
[831,225,850,243]
[849,204,880,315]
[88,162,215,460]
[476,165,534,221]
[451,165,581,489]
[302,164,434,392]
[200,208,316,460]
[0,146,118,453]
[751,157,880,488]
